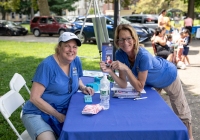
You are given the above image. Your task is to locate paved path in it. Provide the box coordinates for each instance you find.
[178,40,200,95]
[178,39,200,140]
[0,34,59,43]
[161,39,200,140]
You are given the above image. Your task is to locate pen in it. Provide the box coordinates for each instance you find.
[133,97,147,100]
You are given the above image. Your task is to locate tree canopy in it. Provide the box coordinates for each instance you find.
[0,0,80,19]
[134,0,188,14]
[0,0,199,19]
[48,0,79,15]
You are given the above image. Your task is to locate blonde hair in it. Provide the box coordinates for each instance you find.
[114,24,140,57]
[55,42,62,55]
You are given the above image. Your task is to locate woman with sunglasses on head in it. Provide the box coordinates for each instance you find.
[100,24,194,140]
[22,32,94,140]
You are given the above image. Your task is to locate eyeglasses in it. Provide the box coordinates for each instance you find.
[118,37,133,43]
[68,78,72,94]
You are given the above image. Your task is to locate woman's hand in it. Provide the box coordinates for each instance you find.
[110,61,129,71]
[82,86,94,96]
[100,61,113,73]
[55,112,66,123]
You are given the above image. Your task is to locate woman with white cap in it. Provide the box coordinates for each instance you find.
[22,32,94,140]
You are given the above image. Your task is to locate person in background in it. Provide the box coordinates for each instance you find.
[182,29,191,65]
[176,32,185,63]
[174,14,181,31]
[151,27,173,61]
[166,34,176,63]
[184,15,193,33]
[158,9,166,28]
[164,12,172,34]
[172,32,186,70]
[100,24,194,140]
[21,32,94,140]
[184,15,193,41]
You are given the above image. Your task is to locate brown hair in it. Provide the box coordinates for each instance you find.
[154,27,165,36]
[167,34,172,40]
[114,24,140,57]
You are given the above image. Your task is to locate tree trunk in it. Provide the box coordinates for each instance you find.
[0,7,6,20]
[37,0,50,16]
[187,0,194,19]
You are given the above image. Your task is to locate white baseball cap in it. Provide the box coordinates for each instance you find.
[58,32,81,46]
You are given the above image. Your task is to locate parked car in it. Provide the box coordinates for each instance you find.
[30,16,73,37]
[21,20,30,24]
[71,15,153,43]
[122,14,159,29]
[0,20,28,36]
[107,15,154,38]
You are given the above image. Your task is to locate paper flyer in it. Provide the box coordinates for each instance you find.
[102,42,113,64]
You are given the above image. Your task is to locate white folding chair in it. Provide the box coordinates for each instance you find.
[9,73,31,94]
[9,73,31,119]
[0,90,31,140]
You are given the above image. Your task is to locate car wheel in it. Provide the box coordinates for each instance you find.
[92,40,96,44]
[75,32,86,44]
[49,34,53,36]
[6,30,12,36]
[59,30,65,36]
[33,29,41,37]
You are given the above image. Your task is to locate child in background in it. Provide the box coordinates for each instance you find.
[176,32,184,62]
[182,29,191,65]
[176,32,186,69]
[166,34,175,63]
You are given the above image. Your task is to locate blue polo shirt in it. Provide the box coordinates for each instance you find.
[116,47,177,88]
[23,55,83,115]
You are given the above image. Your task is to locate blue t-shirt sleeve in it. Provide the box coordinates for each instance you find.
[75,56,83,78]
[138,53,153,71]
[32,62,51,88]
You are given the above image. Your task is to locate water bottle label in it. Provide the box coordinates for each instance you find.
[100,90,109,96]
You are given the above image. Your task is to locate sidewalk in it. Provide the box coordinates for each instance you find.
[161,39,200,140]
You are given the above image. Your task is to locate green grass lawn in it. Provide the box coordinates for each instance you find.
[0,40,152,139]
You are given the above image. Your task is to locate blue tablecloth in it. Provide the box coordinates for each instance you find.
[59,76,189,140]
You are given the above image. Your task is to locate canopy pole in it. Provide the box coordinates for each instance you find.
[113,0,119,61]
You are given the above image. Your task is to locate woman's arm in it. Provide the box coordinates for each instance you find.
[30,82,65,123]
[112,61,147,92]
[125,69,148,92]
[100,61,127,88]
[100,61,147,92]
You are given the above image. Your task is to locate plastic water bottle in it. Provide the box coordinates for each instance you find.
[100,74,110,110]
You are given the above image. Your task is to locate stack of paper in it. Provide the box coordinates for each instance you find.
[111,82,146,98]
[83,70,104,77]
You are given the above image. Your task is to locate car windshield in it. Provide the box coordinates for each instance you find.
[2,21,18,27]
[107,16,131,24]
[55,17,69,23]
[75,15,131,25]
